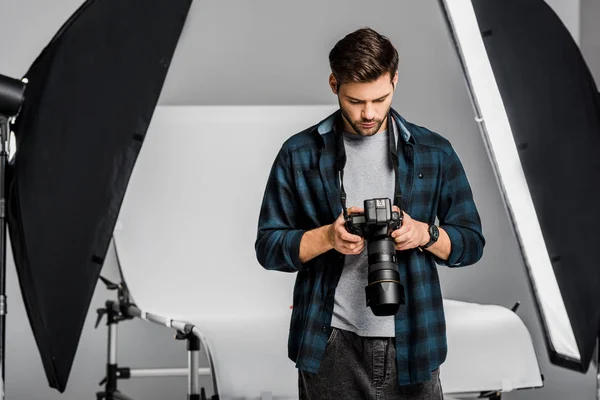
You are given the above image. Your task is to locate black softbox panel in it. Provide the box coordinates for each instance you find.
[8,0,192,391]
[469,0,600,372]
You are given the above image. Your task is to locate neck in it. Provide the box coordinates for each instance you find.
[341,113,389,135]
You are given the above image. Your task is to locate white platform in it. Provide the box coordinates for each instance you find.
[113,105,543,399]
[441,299,543,397]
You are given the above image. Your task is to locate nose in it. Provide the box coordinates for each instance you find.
[362,103,375,121]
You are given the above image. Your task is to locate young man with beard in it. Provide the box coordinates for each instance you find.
[255,27,485,399]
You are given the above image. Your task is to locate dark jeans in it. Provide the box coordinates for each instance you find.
[298,327,444,400]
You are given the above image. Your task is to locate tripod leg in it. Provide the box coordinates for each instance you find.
[97,302,135,400]
[188,334,201,400]
[0,117,9,400]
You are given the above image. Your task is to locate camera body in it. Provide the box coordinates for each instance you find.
[345,198,402,238]
[344,198,406,316]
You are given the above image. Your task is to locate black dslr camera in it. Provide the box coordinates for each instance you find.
[345,198,405,316]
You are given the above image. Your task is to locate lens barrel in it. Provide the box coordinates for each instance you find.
[365,237,405,316]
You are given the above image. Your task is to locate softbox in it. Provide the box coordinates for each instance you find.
[7,0,192,392]
[441,0,600,373]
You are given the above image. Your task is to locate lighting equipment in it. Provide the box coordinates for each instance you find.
[2,0,193,394]
[0,73,26,398]
[441,0,600,380]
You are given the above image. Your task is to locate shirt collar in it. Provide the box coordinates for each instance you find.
[316,107,412,143]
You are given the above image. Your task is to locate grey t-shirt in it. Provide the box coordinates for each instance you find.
[330,128,397,337]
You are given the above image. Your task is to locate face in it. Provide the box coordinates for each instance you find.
[329,72,398,137]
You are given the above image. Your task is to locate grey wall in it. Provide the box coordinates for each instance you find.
[581,0,600,85]
[545,0,580,43]
[1,0,598,399]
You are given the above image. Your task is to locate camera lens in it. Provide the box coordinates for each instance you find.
[365,237,405,316]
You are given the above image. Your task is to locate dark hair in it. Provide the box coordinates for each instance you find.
[329,27,399,89]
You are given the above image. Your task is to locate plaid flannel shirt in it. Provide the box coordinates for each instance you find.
[255,107,485,385]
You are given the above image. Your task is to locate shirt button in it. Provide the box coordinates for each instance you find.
[418,173,423,179]
[322,326,328,332]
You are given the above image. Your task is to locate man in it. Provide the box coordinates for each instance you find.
[255,27,485,399]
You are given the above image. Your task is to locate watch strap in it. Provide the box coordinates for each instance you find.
[422,224,438,249]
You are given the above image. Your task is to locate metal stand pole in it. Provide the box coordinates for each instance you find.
[0,116,8,400]
[96,300,134,400]
[96,276,219,399]
[176,325,201,400]
[106,301,119,398]
[188,334,200,400]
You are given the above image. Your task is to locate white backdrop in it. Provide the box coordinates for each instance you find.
[113,105,337,399]
[114,105,338,320]
[113,105,542,399]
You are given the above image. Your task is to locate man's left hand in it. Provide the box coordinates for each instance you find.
[390,206,428,251]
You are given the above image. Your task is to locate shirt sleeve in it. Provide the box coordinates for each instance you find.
[434,148,485,267]
[254,145,307,272]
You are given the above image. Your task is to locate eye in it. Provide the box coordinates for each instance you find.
[349,100,360,105]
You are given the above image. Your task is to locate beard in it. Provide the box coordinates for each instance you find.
[338,101,389,137]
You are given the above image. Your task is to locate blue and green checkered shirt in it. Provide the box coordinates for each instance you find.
[255,108,485,385]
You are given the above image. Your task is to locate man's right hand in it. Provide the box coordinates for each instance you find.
[327,207,365,255]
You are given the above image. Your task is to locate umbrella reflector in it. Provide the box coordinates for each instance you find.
[8,0,193,392]
[441,0,600,373]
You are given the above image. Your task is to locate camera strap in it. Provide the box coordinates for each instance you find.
[335,112,403,219]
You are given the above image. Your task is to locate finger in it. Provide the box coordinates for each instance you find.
[349,242,365,254]
[396,242,416,251]
[344,241,360,250]
[395,243,408,251]
[337,211,347,221]
[394,236,411,246]
[391,224,411,238]
[351,237,366,249]
[396,237,419,250]
[348,207,364,215]
[341,242,363,255]
[338,228,362,243]
[351,238,365,249]
[393,230,417,246]
[352,246,364,255]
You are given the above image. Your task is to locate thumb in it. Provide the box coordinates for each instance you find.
[342,206,356,218]
[348,206,364,215]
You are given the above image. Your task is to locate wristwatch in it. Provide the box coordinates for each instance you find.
[422,224,439,249]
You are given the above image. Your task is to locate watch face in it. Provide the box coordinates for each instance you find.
[429,225,439,240]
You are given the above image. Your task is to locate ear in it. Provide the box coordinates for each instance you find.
[329,73,338,94]
[392,71,398,90]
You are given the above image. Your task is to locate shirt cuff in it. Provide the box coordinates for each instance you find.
[286,229,307,271]
[437,225,464,267]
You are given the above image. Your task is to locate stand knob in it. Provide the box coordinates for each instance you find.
[99,276,119,290]
[95,308,108,329]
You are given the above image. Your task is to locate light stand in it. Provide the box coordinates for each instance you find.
[95,296,135,400]
[0,73,26,400]
[0,115,7,400]
[95,276,217,400]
